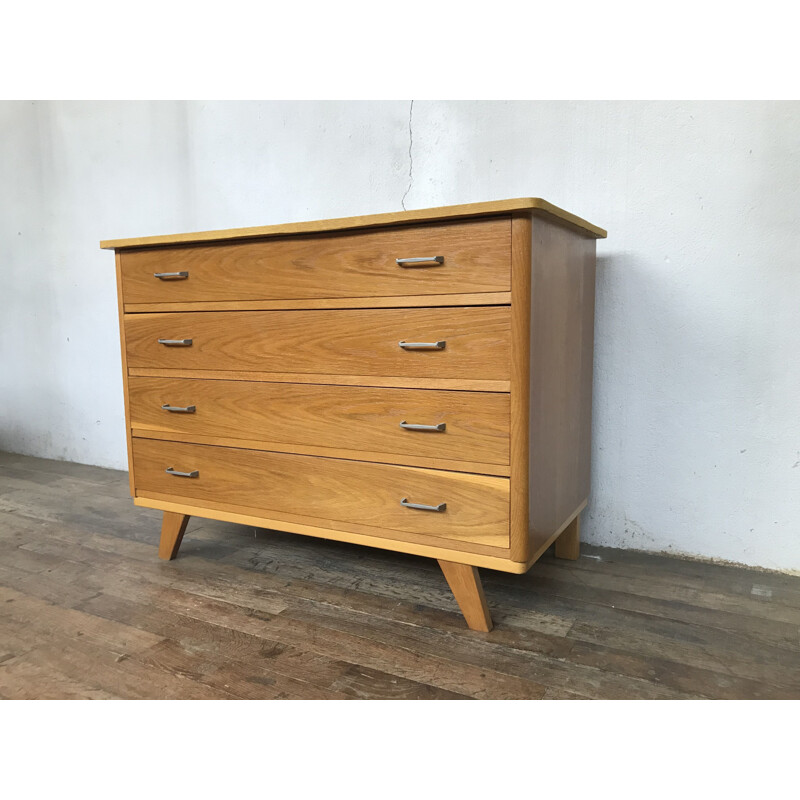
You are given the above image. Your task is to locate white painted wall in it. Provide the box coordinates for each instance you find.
[1,101,798,571]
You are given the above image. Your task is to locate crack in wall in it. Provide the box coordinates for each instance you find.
[401,100,414,210]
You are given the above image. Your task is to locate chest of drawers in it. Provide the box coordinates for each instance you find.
[102,199,606,631]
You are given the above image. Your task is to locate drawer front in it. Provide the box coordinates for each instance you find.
[129,377,510,467]
[125,306,511,381]
[119,218,511,304]
[132,438,510,548]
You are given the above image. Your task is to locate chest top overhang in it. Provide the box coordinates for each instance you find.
[99,198,607,251]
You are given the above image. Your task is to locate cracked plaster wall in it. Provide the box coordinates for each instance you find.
[1,100,798,571]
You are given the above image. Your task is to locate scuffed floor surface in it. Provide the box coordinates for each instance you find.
[1,450,799,699]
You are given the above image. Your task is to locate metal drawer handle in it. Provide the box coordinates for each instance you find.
[158,338,193,346]
[400,497,446,512]
[398,340,446,350]
[165,467,199,478]
[399,421,446,432]
[154,271,189,279]
[396,256,444,267]
[161,404,196,413]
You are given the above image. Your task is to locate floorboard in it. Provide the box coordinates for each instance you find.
[1,449,799,699]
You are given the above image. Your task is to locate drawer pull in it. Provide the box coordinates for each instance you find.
[154,271,189,279]
[165,467,199,478]
[157,338,193,346]
[400,497,446,512]
[398,340,446,350]
[161,404,196,413]
[395,256,444,267]
[399,421,446,432]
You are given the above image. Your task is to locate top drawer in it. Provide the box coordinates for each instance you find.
[118,218,511,305]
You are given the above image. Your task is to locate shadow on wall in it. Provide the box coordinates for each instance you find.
[586,250,761,562]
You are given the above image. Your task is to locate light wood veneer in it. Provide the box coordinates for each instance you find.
[119,218,511,303]
[129,377,510,471]
[133,438,510,548]
[104,198,604,631]
[124,306,511,380]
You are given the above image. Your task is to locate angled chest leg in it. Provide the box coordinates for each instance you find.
[158,512,191,560]
[555,514,580,560]
[438,560,493,632]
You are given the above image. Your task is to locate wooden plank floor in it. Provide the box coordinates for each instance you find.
[1,450,799,699]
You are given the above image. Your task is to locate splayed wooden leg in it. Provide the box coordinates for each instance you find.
[555,514,580,560]
[438,560,493,632]
[158,512,190,560]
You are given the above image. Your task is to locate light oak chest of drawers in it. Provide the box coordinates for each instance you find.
[102,199,606,631]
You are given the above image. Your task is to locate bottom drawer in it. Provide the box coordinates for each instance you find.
[132,438,509,549]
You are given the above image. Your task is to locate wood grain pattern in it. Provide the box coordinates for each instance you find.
[526,501,588,568]
[131,429,511,477]
[135,495,520,571]
[438,561,493,632]
[158,511,190,560]
[555,515,580,560]
[128,377,510,469]
[119,218,511,304]
[8,452,800,700]
[124,291,512,314]
[100,198,607,249]
[103,200,603,619]
[509,214,532,562]
[126,368,510,393]
[124,306,511,381]
[528,216,596,555]
[137,489,509,559]
[132,438,510,548]
[115,253,136,496]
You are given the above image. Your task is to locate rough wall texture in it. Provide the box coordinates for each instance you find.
[1,100,798,571]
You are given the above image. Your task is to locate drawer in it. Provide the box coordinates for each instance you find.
[124,306,511,381]
[128,377,510,468]
[132,438,510,548]
[119,218,511,304]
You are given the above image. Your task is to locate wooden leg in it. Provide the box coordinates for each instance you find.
[438,560,493,632]
[158,512,190,560]
[555,514,580,560]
